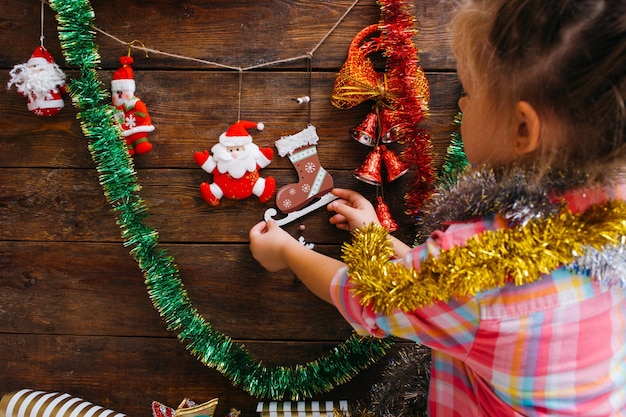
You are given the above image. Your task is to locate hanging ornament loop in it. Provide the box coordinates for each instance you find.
[40,0,45,46]
[127,39,149,58]
[306,54,313,124]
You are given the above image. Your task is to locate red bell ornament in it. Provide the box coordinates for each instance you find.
[350,110,379,147]
[375,196,399,232]
[354,146,383,186]
[379,107,404,143]
[382,145,410,182]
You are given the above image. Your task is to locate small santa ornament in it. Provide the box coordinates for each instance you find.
[7,45,66,116]
[111,56,155,155]
[194,121,276,206]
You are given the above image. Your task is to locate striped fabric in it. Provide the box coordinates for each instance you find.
[256,401,349,417]
[0,389,125,417]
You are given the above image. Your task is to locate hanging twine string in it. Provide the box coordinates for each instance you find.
[237,69,244,121]
[89,0,360,119]
[307,54,313,124]
[127,39,148,58]
[92,0,361,72]
[40,0,45,46]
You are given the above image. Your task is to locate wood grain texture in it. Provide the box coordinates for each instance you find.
[0,0,459,415]
[0,71,461,169]
[0,333,414,416]
[0,0,457,70]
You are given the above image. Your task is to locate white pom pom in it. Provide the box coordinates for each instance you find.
[294,96,310,104]
[257,122,265,131]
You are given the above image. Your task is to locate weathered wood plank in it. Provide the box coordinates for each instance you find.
[0,0,457,71]
[0,71,461,169]
[0,333,413,417]
[0,167,420,243]
[0,241,356,340]
[0,168,120,242]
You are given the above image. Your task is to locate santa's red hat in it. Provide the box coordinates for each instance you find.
[219,120,264,147]
[28,45,56,66]
[111,56,136,92]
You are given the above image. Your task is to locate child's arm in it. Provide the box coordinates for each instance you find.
[328,188,412,257]
[249,220,344,304]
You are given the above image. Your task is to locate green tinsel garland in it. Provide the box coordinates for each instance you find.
[49,0,392,400]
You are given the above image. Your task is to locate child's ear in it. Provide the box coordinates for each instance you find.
[514,101,541,155]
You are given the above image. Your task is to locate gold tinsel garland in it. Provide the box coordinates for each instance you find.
[342,200,626,314]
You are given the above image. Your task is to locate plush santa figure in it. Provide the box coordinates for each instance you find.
[194,121,276,206]
[7,45,66,116]
[111,56,155,155]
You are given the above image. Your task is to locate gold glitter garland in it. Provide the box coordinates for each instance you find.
[342,200,626,314]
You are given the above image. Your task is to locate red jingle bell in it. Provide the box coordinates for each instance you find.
[375,196,399,232]
[381,145,410,182]
[379,107,404,143]
[354,146,383,186]
[350,110,378,147]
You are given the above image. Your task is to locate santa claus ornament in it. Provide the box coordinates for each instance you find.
[111,55,155,156]
[7,45,66,116]
[194,120,276,206]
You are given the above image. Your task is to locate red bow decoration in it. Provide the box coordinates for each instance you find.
[331,0,437,228]
[331,24,430,115]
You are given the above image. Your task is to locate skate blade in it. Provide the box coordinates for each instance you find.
[264,192,339,226]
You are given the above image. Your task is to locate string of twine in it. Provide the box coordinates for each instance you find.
[43,0,360,120]
[93,0,360,72]
[40,0,45,46]
[90,0,361,120]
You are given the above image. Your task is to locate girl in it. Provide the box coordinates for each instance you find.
[249,0,626,415]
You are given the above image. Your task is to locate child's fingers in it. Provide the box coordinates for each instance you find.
[329,200,359,219]
[328,214,350,231]
[327,198,348,212]
[328,212,347,224]
[332,188,362,203]
[331,188,351,198]
[249,220,269,237]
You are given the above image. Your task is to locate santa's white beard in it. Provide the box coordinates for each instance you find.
[212,143,259,179]
[112,95,138,108]
[7,62,66,99]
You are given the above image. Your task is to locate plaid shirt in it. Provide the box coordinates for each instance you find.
[330,186,626,416]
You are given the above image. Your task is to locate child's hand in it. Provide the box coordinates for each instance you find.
[327,188,379,232]
[249,220,295,271]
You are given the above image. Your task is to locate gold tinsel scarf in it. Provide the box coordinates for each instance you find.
[342,167,626,314]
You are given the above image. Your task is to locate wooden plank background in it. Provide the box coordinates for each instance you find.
[0,0,461,416]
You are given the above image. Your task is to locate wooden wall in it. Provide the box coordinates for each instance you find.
[0,1,461,416]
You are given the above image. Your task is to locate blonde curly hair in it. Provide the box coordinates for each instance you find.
[452,0,626,180]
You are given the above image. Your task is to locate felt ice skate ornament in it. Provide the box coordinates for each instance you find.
[0,389,126,417]
[195,120,276,206]
[152,397,219,417]
[111,56,155,156]
[7,45,66,116]
[264,125,338,226]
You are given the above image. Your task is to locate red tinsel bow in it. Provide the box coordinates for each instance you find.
[330,24,430,113]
